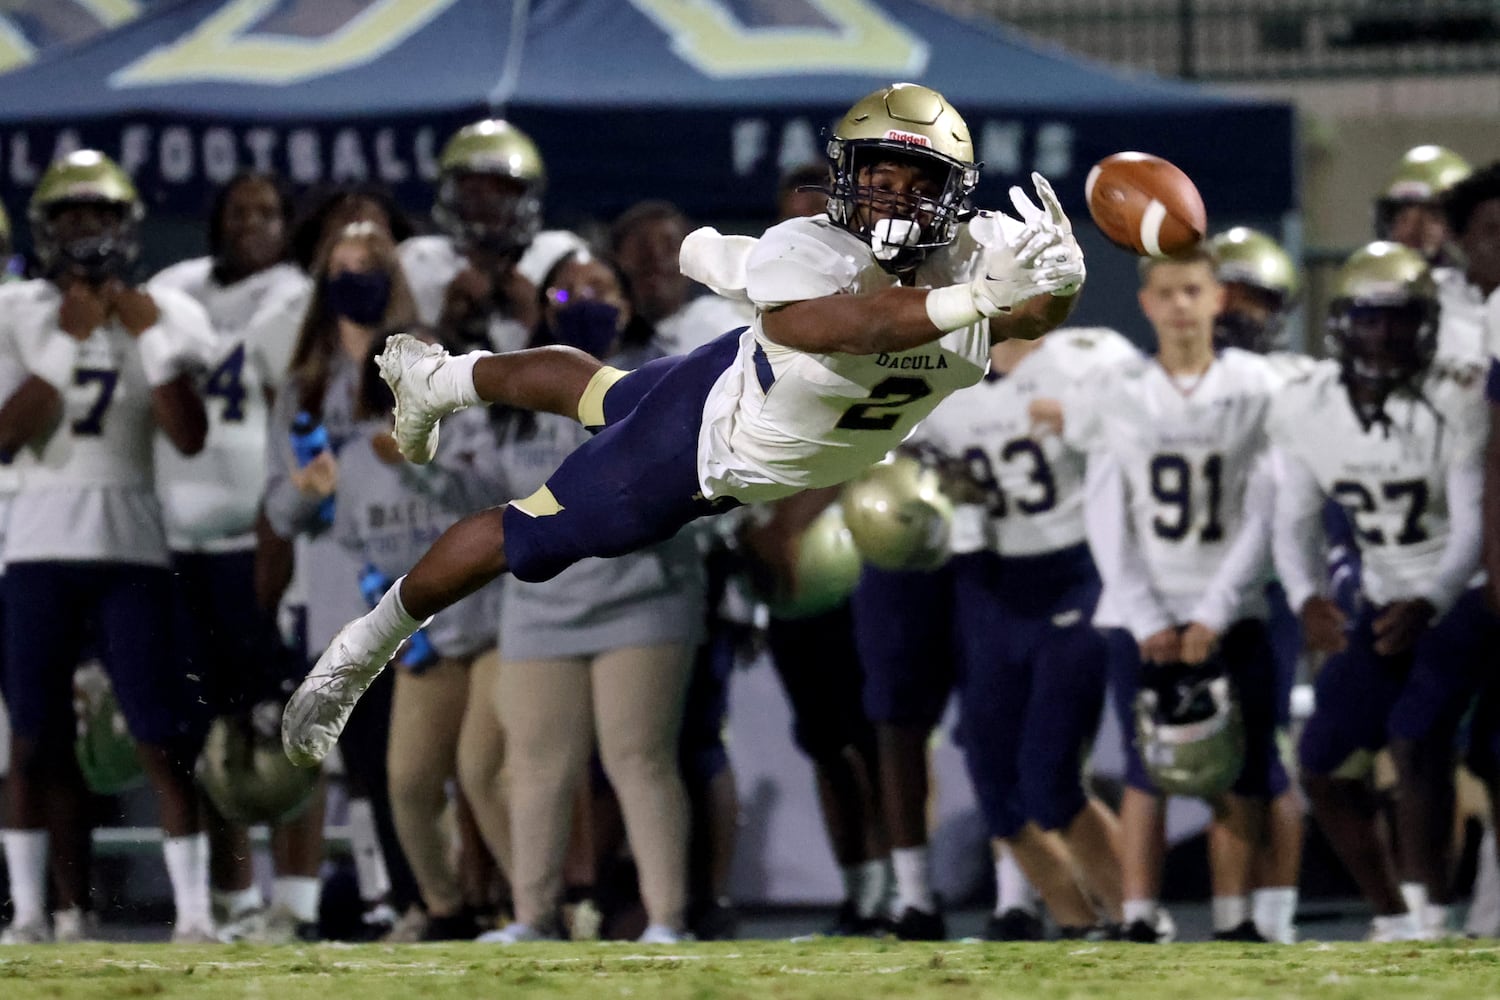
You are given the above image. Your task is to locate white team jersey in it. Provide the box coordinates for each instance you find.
[1067,347,1276,626]
[399,231,585,353]
[655,293,755,357]
[0,280,216,565]
[148,258,309,552]
[1434,266,1490,369]
[1268,358,1486,609]
[918,327,1139,557]
[693,215,999,504]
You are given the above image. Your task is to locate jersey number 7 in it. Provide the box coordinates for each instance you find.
[71,368,119,437]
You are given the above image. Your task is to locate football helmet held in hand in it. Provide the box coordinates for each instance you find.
[1134,657,1245,799]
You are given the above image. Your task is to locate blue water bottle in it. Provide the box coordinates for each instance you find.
[358,563,437,672]
[290,411,336,528]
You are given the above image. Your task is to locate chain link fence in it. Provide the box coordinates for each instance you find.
[933,0,1500,80]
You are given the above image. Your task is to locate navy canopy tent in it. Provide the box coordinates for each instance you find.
[0,0,1294,228]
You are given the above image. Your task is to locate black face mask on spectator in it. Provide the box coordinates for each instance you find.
[324,270,391,327]
[549,296,621,360]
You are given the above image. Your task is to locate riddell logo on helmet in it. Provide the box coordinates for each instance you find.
[885,130,930,147]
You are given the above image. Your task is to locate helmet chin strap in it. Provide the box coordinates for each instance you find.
[869,218,922,262]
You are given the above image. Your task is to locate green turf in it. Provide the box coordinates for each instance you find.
[4,939,1500,999]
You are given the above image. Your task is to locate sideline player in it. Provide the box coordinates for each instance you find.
[0,151,217,943]
[1271,242,1491,941]
[282,82,1086,768]
[1067,248,1284,943]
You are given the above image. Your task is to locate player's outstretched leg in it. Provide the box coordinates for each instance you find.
[283,503,513,767]
[378,333,605,464]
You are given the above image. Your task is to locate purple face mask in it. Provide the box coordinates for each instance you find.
[323,270,391,326]
[550,296,621,359]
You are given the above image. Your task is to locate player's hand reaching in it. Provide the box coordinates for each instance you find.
[1372,598,1435,656]
[1300,596,1349,655]
[291,450,338,500]
[967,174,1085,316]
[1007,173,1085,297]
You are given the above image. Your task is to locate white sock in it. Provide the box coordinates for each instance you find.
[273,876,322,924]
[361,577,427,653]
[1122,898,1158,925]
[1425,902,1450,935]
[890,846,935,915]
[2,830,48,926]
[1400,881,1428,918]
[855,859,891,920]
[347,798,391,903]
[1252,886,1298,944]
[1212,894,1249,932]
[438,350,484,408]
[995,851,1037,916]
[1465,828,1500,937]
[163,833,212,928]
[212,885,264,921]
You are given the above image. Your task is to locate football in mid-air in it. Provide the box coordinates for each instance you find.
[1085,152,1207,258]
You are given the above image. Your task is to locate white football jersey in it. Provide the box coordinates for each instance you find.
[1434,266,1490,369]
[917,327,1139,557]
[1067,348,1277,631]
[399,231,585,354]
[655,293,756,357]
[1268,358,1486,613]
[694,215,1000,504]
[0,280,216,566]
[148,259,310,552]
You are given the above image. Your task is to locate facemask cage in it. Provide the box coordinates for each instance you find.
[1326,300,1437,431]
[433,171,543,260]
[826,138,977,273]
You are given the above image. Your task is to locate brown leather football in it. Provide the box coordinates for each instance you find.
[1085,152,1207,258]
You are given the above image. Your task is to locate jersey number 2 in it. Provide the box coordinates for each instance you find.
[835,376,932,432]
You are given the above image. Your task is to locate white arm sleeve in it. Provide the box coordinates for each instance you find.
[1271,445,1327,613]
[1421,457,1483,616]
[1190,451,1274,632]
[1084,451,1173,640]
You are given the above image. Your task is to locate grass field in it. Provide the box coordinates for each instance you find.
[4,939,1500,1000]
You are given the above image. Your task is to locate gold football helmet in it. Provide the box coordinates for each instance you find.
[841,453,953,572]
[1326,241,1438,429]
[1375,145,1471,256]
[1208,226,1298,353]
[433,118,546,258]
[29,149,143,281]
[826,83,978,273]
[764,505,862,620]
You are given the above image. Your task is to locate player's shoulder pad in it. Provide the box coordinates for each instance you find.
[398,234,458,273]
[745,216,865,307]
[148,256,212,294]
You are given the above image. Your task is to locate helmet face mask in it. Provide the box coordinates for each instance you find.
[826,83,978,274]
[1373,145,1472,259]
[434,120,546,261]
[1214,281,1290,354]
[30,151,143,283]
[1325,241,1438,431]
[1328,303,1436,429]
[1208,227,1298,354]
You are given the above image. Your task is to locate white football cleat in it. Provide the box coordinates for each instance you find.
[0,918,52,945]
[282,617,399,768]
[51,907,99,943]
[637,924,689,945]
[378,333,464,465]
[170,919,220,944]
[476,921,557,945]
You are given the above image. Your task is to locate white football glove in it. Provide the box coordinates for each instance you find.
[1009,172,1086,297]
